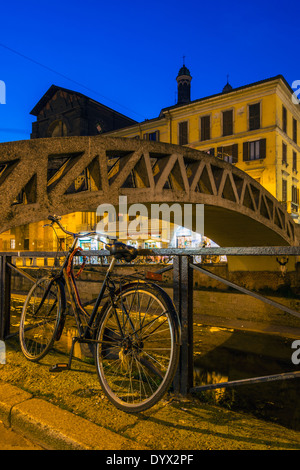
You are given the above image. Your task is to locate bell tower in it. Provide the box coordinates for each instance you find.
[176,59,192,104]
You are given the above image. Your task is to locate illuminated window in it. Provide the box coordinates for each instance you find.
[217,144,238,163]
[243,139,266,161]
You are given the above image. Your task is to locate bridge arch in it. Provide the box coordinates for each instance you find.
[0,135,297,248]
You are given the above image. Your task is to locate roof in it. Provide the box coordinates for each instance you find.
[160,74,294,116]
[30,84,137,123]
[177,65,191,78]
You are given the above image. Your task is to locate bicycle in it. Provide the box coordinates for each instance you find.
[19,215,181,413]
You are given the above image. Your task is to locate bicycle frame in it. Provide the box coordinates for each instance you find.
[20,217,181,411]
[43,216,145,371]
[58,234,116,331]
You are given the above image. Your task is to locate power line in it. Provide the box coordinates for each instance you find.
[0,42,146,120]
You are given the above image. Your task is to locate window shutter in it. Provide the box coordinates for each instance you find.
[232,143,238,162]
[282,106,287,133]
[249,103,260,130]
[179,121,188,145]
[259,138,266,159]
[243,142,249,161]
[223,110,233,136]
[293,118,297,144]
[201,116,210,141]
[282,142,287,163]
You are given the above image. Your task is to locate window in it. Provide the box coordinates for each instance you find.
[243,139,266,161]
[217,144,238,163]
[292,185,299,205]
[282,179,287,202]
[293,151,297,172]
[292,185,299,212]
[248,103,260,130]
[178,121,188,145]
[143,131,160,141]
[282,106,287,133]
[282,142,287,164]
[47,120,67,137]
[293,118,297,144]
[222,110,233,136]
[10,239,15,249]
[200,115,210,141]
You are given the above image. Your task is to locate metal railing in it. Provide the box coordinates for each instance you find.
[1,246,300,396]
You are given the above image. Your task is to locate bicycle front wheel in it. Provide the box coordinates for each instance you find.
[19,277,62,361]
[95,283,180,413]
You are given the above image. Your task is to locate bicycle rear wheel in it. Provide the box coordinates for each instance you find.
[19,277,62,361]
[94,282,180,413]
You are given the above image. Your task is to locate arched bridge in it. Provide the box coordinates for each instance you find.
[0,135,297,247]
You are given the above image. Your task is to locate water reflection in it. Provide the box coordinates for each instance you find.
[193,325,300,430]
[194,367,229,403]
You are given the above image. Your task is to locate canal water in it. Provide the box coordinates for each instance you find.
[193,324,300,431]
[9,295,300,431]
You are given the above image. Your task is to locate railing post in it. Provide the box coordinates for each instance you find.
[0,255,12,340]
[173,255,194,396]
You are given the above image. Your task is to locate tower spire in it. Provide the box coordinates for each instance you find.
[176,60,192,105]
[222,74,233,93]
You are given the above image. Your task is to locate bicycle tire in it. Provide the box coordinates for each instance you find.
[19,277,64,362]
[94,282,180,413]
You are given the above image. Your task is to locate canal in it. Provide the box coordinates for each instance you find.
[193,323,300,431]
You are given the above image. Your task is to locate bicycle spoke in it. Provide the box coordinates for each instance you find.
[19,278,61,361]
[95,284,179,412]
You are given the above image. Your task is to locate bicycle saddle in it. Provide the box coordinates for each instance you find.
[106,242,138,262]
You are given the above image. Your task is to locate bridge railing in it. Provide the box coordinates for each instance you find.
[1,246,300,396]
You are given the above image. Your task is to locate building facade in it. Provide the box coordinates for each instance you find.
[107,70,300,223]
[0,85,137,253]
[30,84,137,138]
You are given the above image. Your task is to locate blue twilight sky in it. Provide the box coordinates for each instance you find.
[0,0,299,143]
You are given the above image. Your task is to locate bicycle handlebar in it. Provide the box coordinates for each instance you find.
[46,215,115,241]
[47,215,80,238]
[46,215,137,262]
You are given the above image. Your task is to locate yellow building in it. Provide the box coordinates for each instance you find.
[107,69,300,223]
[1,69,300,254]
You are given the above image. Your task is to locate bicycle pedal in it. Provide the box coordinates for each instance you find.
[49,363,70,372]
